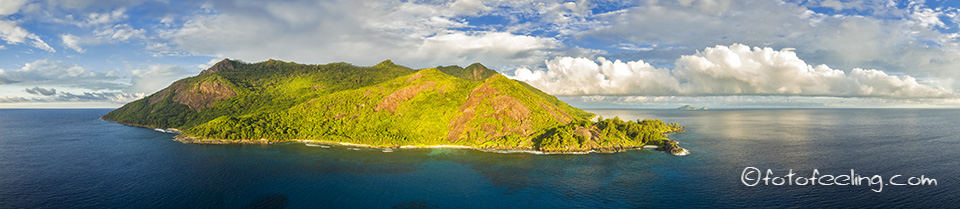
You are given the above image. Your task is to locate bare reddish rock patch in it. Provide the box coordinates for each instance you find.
[448,83,537,142]
[406,72,424,82]
[459,84,498,111]
[172,80,237,111]
[375,81,436,113]
[446,109,474,142]
[447,84,498,142]
[491,95,530,121]
[574,126,601,149]
[538,102,572,124]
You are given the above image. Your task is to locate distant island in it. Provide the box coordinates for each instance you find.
[678,105,708,110]
[102,59,687,155]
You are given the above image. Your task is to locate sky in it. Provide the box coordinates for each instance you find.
[3,0,960,108]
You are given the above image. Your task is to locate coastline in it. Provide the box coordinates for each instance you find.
[110,118,689,155]
[170,131,690,155]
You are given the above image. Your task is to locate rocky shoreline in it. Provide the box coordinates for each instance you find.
[171,132,690,155]
[112,119,689,155]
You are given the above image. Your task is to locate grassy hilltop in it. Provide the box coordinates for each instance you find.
[103,59,685,154]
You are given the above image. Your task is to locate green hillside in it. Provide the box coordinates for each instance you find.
[103,59,685,154]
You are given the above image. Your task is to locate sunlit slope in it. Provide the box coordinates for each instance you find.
[103,59,684,153]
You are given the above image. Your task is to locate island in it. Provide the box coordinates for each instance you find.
[102,59,687,155]
[678,105,708,110]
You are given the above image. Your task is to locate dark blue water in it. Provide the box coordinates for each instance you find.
[0,109,957,208]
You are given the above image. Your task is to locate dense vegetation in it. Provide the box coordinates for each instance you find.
[103,59,684,153]
[533,117,682,153]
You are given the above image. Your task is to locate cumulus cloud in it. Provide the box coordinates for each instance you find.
[1,59,95,82]
[39,7,144,52]
[52,7,130,27]
[0,96,33,103]
[0,20,56,52]
[162,0,570,68]
[52,24,147,54]
[0,0,27,16]
[129,64,194,94]
[24,87,57,96]
[450,0,491,16]
[93,24,144,41]
[558,95,960,108]
[56,91,145,103]
[818,0,845,11]
[0,59,194,105]
[677,0,734,14]
[909,3,945,28]
[0,59,121,90]
[582,0,960,91]
[0,77,17,84]
[0,1,51,52]
[515,56,678,95]
[60,33,84,53]
[1,91,146,103]
[88,8,125,22]
[414,32,559,66]
[43,0,149,11]
[0,59,201,103]
[515,44,955,98]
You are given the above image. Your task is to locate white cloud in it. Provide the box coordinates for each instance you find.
[159,15,175,27]
[129,64,194,94]
[93,24,145,41]
[83,7,127,26]
[54,23,146,53]
[1,59,89,81]
[514,56,678,95]
[0,0,27,16]
[0,58,198,104]
[0,91,145,104]
[414,32,559,66]
[450,0,491,16]
[812,0,894,12]
[24,86,57,96]
[162,0,572,68]
[515,44,955,98]
[0,20,55,52]
[56,91,145,103]
[0,59,120,89]
[677,0,734,14]
[581,0,960,91]
[0,59,197,104]
[0,96,32,103]
[560,95,960,108]
[910,5,945,28]
[819,0,845,11]
[43,0,148,10]
[60,33,84,53]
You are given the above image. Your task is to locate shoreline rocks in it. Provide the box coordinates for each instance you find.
[110,118,689,155]
[171,134,689,155]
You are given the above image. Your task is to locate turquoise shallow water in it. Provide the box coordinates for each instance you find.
[0,109,957,208]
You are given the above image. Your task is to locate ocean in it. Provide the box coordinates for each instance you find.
[0,109,957,208]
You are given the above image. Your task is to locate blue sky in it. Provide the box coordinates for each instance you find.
[3,0,960,108]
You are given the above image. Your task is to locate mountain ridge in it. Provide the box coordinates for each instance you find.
[103,59,687,154]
